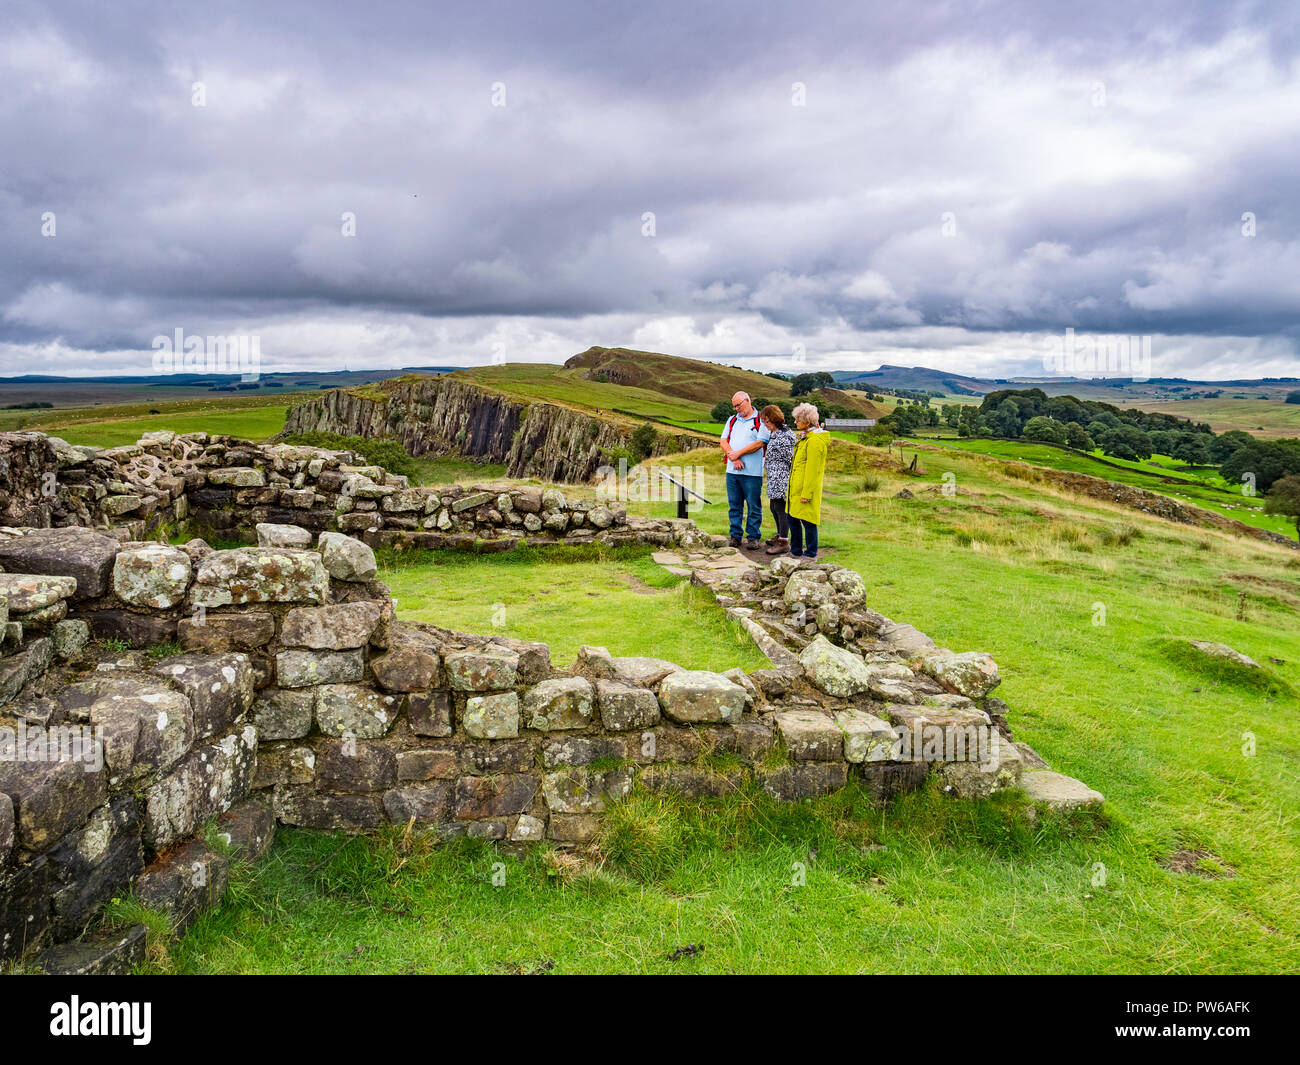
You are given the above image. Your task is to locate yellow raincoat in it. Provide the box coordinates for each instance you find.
[787,428,829,525]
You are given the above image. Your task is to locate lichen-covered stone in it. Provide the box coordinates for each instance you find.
[453,773,539,820]
[596,679,661,731]
[0,573,78,613]
[541,733,629,768]
[141,726,257,850]
[0,755,108,852]
[1019,769,1104,810]
[111,544,191,608]
[935,734,1023,799]
[828,568,867,607]
[208,467,265,487]
[383,783,453,824]
[280,602,382,650]
[151,652,255,740]
[798,635,874,697]
[250,687,315,741]
[445,647,519,691]
[775,709,844,761]
[0,527,120,599]
[523,676,594,731]
[511,814,546,842]
[276,649,364,687]
[371,645,440,692]
[88,689,194,775]
[834,709,898,763]
[757,762,849,801]
[133,839,229,934]
[190,547,329,607]
[541,766,634,813]
[314,684,401,738]
[317,531,377,581]
[919,649,1001,698]
[256,522,312,548]
[177,611,275,652]
[463,691,520,739]
[658,670,745,724]
[783,571,834,609]
[274,788,385,830]
[611,656,683,688]
[407,690,452,737]
[51,619,90,662]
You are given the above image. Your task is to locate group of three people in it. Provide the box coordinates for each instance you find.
[719,392,827,558]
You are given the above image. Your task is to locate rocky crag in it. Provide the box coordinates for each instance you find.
[281,374,713,483]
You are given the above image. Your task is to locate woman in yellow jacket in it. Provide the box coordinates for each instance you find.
[785,402,829,559]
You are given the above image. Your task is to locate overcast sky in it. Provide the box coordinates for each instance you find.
[2,0,1298,381]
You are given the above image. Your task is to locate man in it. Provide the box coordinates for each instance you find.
[719,391,770,548]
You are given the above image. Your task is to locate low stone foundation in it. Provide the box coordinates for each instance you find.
[0,429,705,553]
[0,431,1104,972]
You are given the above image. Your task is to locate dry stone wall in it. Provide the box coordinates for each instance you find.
[0,429,702,553]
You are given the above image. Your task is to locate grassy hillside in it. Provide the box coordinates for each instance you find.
[564,346,791,406]
[156,436,1300,974]
[913,437,1293,538]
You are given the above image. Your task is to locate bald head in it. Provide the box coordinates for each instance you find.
[732,391,753,417]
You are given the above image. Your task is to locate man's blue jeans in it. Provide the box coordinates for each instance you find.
[726,474,763,541]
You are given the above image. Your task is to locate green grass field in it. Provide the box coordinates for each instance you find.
[909,436,1292,537]
[149,437,1300,974]
[16,393,298,446]
[1111,396,1300,438]
[379,545,768,671]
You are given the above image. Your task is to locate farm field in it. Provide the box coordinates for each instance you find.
[45,404,292,449]
[9,392,301,443]
[157,437,1300,974]
[1109,396,1300,438]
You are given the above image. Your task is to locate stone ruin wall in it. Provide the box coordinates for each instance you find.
[0,428,701,555]
[0,429,1103,974]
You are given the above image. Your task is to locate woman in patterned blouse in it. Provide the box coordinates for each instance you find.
[759,405,796,555]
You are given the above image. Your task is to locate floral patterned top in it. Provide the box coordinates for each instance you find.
[764,426,796,499]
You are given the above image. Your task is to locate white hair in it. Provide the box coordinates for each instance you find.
[792,402,820,426]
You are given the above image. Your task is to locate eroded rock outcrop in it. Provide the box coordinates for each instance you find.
[282,374,712,483]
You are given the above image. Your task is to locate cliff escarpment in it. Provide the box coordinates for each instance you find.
[282,375,711,483]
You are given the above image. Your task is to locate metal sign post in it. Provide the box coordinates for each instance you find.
[656,468,712,518]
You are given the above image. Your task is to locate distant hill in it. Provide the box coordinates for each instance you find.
[817,387,887,419]
[0,367,462,413]
[564,346,790,405]
[831,365,992,395]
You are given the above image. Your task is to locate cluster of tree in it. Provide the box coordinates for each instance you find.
[1286,390,1300,404]
[882,400,940,432]
[2,401,53,409]
[789,372,836,396]
[910,387,1300,499]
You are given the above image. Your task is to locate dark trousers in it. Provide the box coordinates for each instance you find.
[726,474,763,541]
[768,497,789,538]
[788,517,819,557]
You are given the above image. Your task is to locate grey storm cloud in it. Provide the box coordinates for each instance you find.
[1,0,1298,378]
